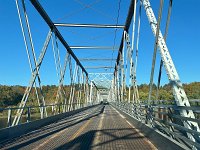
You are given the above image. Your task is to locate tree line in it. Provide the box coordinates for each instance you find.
[0,82,200,108]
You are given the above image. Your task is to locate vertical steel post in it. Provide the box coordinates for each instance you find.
[86,76,89,106]
[7,108,12,127]
[89,81,93,105]
[27,107,31,122]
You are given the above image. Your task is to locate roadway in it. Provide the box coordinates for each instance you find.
[0,105,157,150]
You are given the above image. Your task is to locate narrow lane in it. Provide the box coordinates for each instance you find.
[0,105,103,150]
[0,105,157,150]
[90,105,157,150]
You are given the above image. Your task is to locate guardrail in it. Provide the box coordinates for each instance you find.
[0,102,91,128]
[111,101,200,150]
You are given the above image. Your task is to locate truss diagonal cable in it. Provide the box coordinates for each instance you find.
[74,0,116,21]
[148,0,164,104]
[111,0,122,70]
[56,0,101,21]
[156,0,173,101]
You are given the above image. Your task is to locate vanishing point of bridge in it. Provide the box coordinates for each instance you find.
[0,0,200,150]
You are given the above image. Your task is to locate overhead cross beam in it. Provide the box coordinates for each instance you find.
[80,58,116,61]
[85,66,114,69]
[70,46,118,50]
[30,0,88,76]
[54,23,125,29]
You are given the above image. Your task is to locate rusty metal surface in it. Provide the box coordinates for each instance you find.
[0,105,157,150]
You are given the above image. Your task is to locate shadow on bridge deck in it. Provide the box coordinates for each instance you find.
[0,105,156,150]
[55,128,150,150]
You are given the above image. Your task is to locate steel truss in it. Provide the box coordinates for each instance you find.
[13,0,90,126]
[142,0,200,144]
[89,73,113,89]
[12,0,199,148]
[111,0,199,148]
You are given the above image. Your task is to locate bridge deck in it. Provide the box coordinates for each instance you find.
[0,105,157,150]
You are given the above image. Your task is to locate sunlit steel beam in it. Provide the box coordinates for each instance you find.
[80,58,116,61]
[54,23,125,29]
[85,66,114,69]
[70,46,118,50]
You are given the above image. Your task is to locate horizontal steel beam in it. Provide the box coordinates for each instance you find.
[80,58,116,61]
[85,66,114,69]
[89,72,114,74]
[89,73,113,74]
[70,46,118,50]
[30,0,88,76]
[54,23,125,29]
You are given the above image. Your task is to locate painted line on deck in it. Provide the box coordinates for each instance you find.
[32,110,93,150]
[92,110,105,147]
[32,127,69,150]
[68,116,92,142]
[112,106,158,150]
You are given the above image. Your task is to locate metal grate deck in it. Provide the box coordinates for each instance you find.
[0,105,157,150]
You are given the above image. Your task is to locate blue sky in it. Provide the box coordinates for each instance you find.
[0,0,199,86]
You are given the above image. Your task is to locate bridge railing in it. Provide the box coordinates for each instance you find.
[112,101,200,149]
[0,102,91,129]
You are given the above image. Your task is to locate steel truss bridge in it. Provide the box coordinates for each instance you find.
[0,0,200,149]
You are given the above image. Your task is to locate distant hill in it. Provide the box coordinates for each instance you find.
[0,82,200,108]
